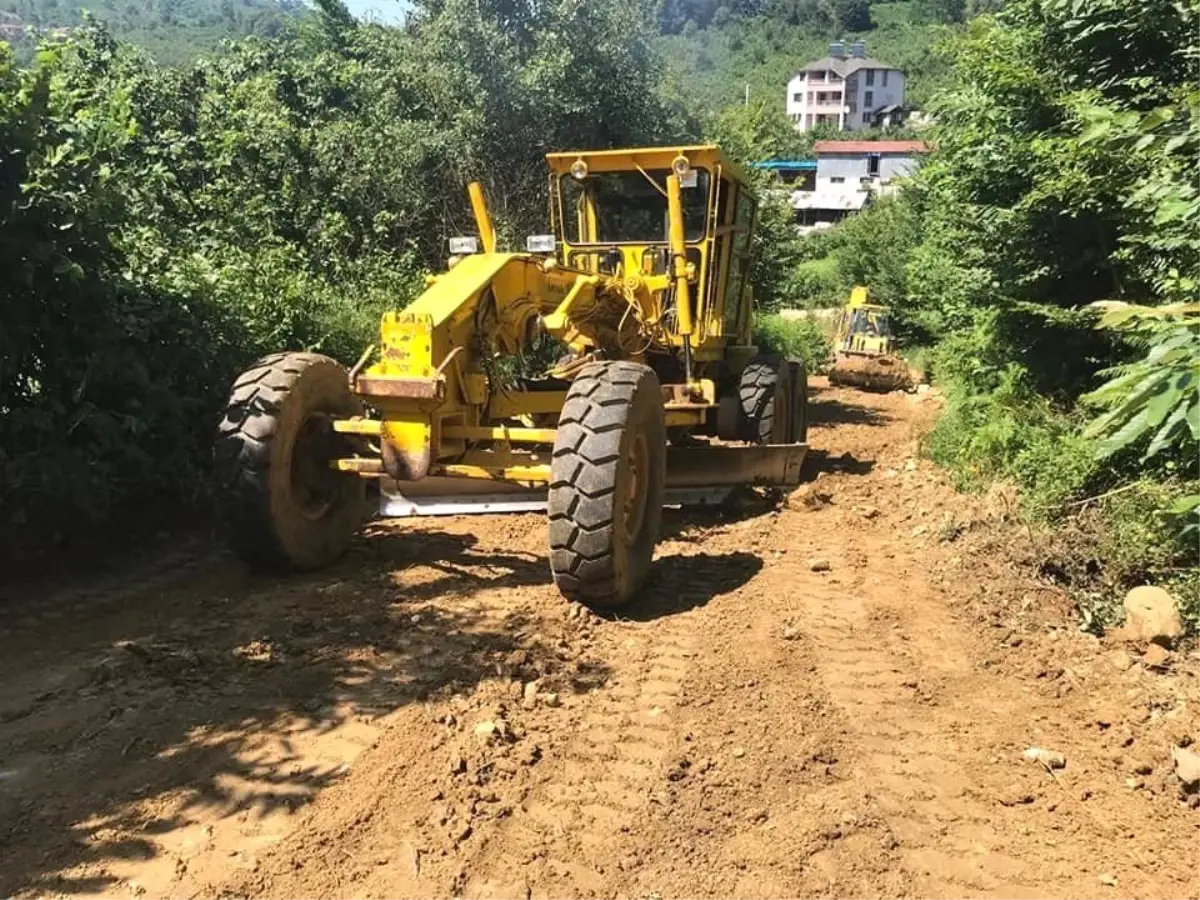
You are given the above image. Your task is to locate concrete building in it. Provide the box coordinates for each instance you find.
[785,41,905,132]
[787,140,927,234]
[812,140,927,193]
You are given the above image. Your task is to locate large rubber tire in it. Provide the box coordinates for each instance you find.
[548,361,667,608]
[789,358,809,443]
[738,355,792,444]
[213,352,365,572]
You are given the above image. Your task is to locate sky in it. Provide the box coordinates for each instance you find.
[340,0,410,24]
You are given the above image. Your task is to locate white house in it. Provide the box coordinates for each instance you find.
[812,140,927,192]
[789,140,927,233]
[785,41,906,132]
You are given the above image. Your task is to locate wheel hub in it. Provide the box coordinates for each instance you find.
[290,413,340,520]
[622,430,650,539]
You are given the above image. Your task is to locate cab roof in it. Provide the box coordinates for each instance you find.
[545,144,751,186]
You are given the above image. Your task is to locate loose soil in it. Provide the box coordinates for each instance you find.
[1,379,1197,900]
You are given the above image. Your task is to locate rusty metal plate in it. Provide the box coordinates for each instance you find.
[355,376,446,402]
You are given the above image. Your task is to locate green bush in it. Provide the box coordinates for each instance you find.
[925,370,1097,510]
[788,256,844,309]
[753,314,832,373]
[834,194,922,313]
[0,0,685,552]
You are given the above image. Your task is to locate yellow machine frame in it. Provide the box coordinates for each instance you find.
[835,285,896,357]
[332,145,791,490]
[214,145,810,607]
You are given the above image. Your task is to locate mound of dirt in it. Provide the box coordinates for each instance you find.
[828,353,915,392]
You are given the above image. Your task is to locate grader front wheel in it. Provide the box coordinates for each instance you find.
[213,352,366,572]
[548,361,667,608]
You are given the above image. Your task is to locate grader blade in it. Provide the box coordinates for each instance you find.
[828,352,914,393]
[378,443,807,518]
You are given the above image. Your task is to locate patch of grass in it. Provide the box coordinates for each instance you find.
[924,365,1097,513]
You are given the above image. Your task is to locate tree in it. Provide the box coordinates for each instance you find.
[917,0,965,23]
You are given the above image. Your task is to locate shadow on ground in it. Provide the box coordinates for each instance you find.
[808,393,894,428]
[802,449,875,477]
[0,521,763,897]
[0,528,568,897]
[621,550,762,622]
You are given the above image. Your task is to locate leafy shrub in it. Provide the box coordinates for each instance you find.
[1083,302,1199,490]
[794,228,845,263]
[753,314,831,372]
[922,318,1097,506]
[748,188,808,313]
[834,194,922,312]
[0,0,685,554]
[788,256,844,309]
[925,368,1097,511]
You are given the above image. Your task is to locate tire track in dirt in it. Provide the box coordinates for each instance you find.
[456,556,720,900]
[4,381,1197,900]
[786,543,1043,898]
[718,416,1196,899]
[461,607,697,899]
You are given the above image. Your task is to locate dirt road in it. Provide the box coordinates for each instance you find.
[2,380,1197,899]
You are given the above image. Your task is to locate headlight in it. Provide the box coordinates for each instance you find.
[526,234,556,253]
[570,158,588,180]
[448,236,479,255]
[671,154,690,178]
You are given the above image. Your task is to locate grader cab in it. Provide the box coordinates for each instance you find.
[213,145,808,608]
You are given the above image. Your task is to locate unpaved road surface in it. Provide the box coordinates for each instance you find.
[2,380,1197,899]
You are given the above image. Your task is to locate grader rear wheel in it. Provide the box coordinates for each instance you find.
[548,361,667,608]
[213,352,366,572]
[738,355,792,444]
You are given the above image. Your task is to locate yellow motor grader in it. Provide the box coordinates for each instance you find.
[213,146,808,608]
[827,286,914,392]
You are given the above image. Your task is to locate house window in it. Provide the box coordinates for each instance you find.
[882,70,889,87]
[793,92,802,102]
[864,90,874,107]
[865,69,875,86]
[867,154,880,177]
[862,111,870,123]
[830,176,845,184]
[806,114,813,127]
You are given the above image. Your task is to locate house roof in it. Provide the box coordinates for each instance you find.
[813,140,929,155]
[795,55,900,78]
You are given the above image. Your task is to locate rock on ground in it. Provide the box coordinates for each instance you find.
[1115,585,1183,646]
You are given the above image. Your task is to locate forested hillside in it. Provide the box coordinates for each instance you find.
[1,0,1196,630]
[0,0,305,63]
[661,1,956,115]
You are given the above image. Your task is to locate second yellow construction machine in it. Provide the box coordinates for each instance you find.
[213,145,808,608]
[828,286,914,392]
